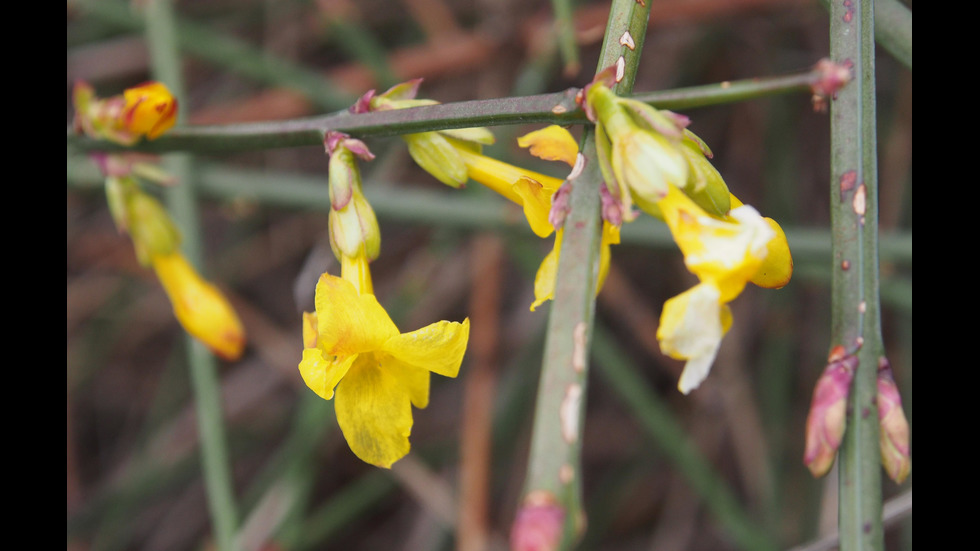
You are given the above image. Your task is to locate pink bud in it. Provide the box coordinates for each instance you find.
[511,492,564,551]
[803,346,857,477]
[811,59,852,101]
[877,357,911,483]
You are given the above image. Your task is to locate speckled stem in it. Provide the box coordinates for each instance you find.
[829,0,884,549]
[515,0,650,549]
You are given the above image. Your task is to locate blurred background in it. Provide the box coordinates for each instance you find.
[67,0,912,549]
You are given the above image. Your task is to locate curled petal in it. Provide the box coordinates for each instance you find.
[751,217,793,289]
[512,177,556,238]
[531,230,562,312]
[334,357,414,468]
[517,125,579,167]
[298,348,356,401]
[657,283,727,394]
[382,318,471,378]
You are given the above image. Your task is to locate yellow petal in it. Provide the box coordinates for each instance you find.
[381,318,470,378]
[152,252,245,360]
[658,186,771,303]
[334,355,415,468]
[455,147,563,205]
[122,82,178,140]
[517,125,579,167]
[727,194,793,289]
[298,348,356,400]
[385,359,432,409]
[314,273,399,356]
[596,222,621,294]
[750,217,793,289]
[656,283,724,394]
[531,230,562,311]
[302,312,319,348]
[512,177,555,238]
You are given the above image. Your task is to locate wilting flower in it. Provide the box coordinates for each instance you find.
[104,175,246,360]
[654,185,775,393]
[803,346,857,477]
[298,272,470,468]
[73,80,178,145]
[877,357,911,483]
[153,252,246,360]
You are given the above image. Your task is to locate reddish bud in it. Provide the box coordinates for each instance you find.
[803,346,857,477]
[511,492,565,551]
[877,358,911,483]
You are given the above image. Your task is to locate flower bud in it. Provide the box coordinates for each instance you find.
[678,132,731,217]
[403,131,470,188]
[122,82,178,140]
[72,80,178,145]
[329,188,381,263]
[152,253,246,360]
[803,346,857,477]
[877,358,911,483]
[125,185,182,265]
[511,492,565,551]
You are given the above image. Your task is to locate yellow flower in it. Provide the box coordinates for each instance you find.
[72,80,178,145]
[152,252,246,360]
[530,222,620,311]
[122,82,178,140]
[655,185,774,393]
[299,273,470,468]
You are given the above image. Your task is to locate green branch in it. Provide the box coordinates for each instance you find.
[829,0,884,549]
[67,66,831,155]
[142,1,241,550]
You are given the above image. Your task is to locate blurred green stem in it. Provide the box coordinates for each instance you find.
[592,325,776,551]
[829,0,884,549]
[143,1,240,550]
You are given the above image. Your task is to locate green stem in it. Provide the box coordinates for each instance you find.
[829,0,884,549]
[517,0,650,548]
[820,0,912,70]
[551,0,580,76]
[143,1,240,550]
[67,67,831,155]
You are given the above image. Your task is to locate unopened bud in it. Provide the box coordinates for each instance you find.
[403,132,469,188]
[126,187,181,265]
[329,188,381,263]
[804,346,857,477]
[877,357,911,483]
[511,491,565,551]
[122,82,178,140]
[679,133,731,217]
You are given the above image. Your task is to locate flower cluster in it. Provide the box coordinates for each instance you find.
[579,68,793,394]
[298,131,470,468]
[73,82,245,360]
